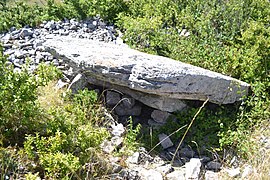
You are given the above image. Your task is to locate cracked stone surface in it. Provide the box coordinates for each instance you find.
[44,35,250,111]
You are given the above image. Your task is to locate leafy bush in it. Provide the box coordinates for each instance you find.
[23,88,110,178]
[0,1,45,32]
[118,0,270,155]
[0,46,61,146]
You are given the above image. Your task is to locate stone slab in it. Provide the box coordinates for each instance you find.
[44,35,250,111]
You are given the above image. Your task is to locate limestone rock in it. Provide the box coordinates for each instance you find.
[166,169,185,180]
[44,36,250,112]
[151,110,171,124]
[137,168,163,180]
[206,161,222,171]
[111,123,125,137]
[114,104,141,116]
[224,167,240,178]
[204,170,220,180]
[158,133,174,149]
[241,165,253,178]
[67,73,88,93]
[106,90,121,106]
[179,147,195,158]
[126,152,140,164]
[185,158,202,180]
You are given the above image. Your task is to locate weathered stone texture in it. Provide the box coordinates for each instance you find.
[44,36,250,111]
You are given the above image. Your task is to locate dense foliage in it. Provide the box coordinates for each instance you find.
[0,0,269,178]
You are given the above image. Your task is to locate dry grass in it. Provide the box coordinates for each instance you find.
[38,81,67,110]
[219,119,270,179]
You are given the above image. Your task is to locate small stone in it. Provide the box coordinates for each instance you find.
[35,45,46,52]
[10,26,16,32]
[59,29,69,36]
[56,79,69,89]
[241,165,253,178]
[158,133,174,149]
[180,29,190,37]
[111,136,123,147]
[114,105,141,116]
[166,169,185,180]
[155,164,173,175]
[200,156,211,164]
[14,50,26,59]
[14,67,21,73]
[138,168,163,180]
[52,30,59,34]
[127,152,140,164]
[206,161,222,171]
[2,33,11,41]
[100,137,122,154]
[225,167,240,178]
[100,140,115,154]
[20,28,33,38]
[148,119,164,128]
[3,49,15,56]
[67,73,88,93]
[111,162,122,173]
[185,158,202,180]
[13,59,23,67]
[151,110,171,124]
[204,170,219,180]
[111,123,125,136]
[70,24,77,30]
[179,147,195,158]
[44,20,56,30]
[106,91,121,106]
[52,59,59,66]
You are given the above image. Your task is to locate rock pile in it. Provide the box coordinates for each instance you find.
[0,17,121,74]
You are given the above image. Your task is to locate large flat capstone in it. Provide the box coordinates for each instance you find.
[44,35,250,112]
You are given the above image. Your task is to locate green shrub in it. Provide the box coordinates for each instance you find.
[0,1,45,32]
[0,46,61,146]
[118,0,270,155]
[23,88,110,178]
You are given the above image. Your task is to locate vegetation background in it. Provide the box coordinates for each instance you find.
[0,0,269,179]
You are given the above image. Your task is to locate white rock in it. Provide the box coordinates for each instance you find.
[225,167,240,178]
[56,79,69,89]
[166,169,185,180]
[67,73,88,93]
[185,158,202,180]
[204,170,220,180]
[127,152,140,164]
[100,140,114,154]
[155,164,173,175]
[44,36,250,112]
[100,137,123,154]
[158,133,174,149]
[111,123,125,136]
[138,168,163,180]
[241,165,253,178]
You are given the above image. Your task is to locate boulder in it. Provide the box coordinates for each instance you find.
[44,36,250,112]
